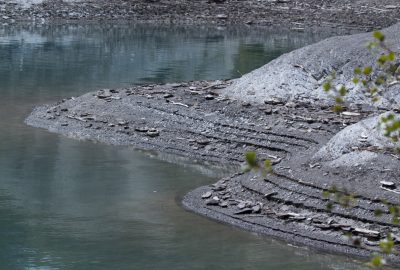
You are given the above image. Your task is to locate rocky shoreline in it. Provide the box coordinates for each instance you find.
[1,0,400,31]
[25,77,400,264]
[19,0,400,265]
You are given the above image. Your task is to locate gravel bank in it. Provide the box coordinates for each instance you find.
[1,0,400,31]
[25,79,400,264]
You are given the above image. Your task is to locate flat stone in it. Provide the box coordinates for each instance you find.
[216,14,228,19]
[169,83,182,88]
[135,126,148,132]
[252,205,261,213]
[234,208,253,215]
[147,129,160,137]
[364,239,379,246]
[197,139,210,146]
[264,98,284,105]
[96,90,112,99]
[212,184,226,191]
[276,212,305,220]
[264,192,278,199]
[219,201,228,208]
[353,228,380,239]
[380,181,396,189]
[205,94,215,100]
[201,191,212,199]
[237,202,246,209]
[205,198,219,206]
[118,120,128,126]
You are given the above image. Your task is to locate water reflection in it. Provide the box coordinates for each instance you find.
[0,24,336,98]
[0,23,369,269]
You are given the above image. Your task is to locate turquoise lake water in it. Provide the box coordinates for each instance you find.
[0,23,369,270]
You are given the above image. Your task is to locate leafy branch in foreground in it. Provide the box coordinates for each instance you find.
[323,31,400,143]
[243,151,273,176]
[242,30,399,268]
[322,185,356,211]
[321,30,400,268]
[323,31,399,111]
[323,185,400,268]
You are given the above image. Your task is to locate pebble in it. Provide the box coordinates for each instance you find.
[264,107,273,115]
[205,94,215,100]
[205,198,219,206]
[216,14,228,20]
[237,202,246,209]
[264,97,284,105]
[252,205,261,213]
[169,83,182,88]
[212,184,226,191]
[380,180,396,190]
[118,120,128,126]
[234,208,253,215]
[146,129,160,137]
[135,126,149,132]
[96,91,112,99]
[353,228,380,239]
[197,139,210,146]
[219,201,228,208]
[201,191,212,199]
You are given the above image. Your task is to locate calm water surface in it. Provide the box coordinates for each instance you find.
[0,24,368,269]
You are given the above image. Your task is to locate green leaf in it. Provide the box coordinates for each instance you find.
[388,52,396,61]
[264,159,273,174]
[245,151,258,168]
[367,255,383,267]
[333,105,343,113]
[354,67,362,75]
[374,209,384,217]
[335,97,343,104]
[323,82,331,92]
[389,64,398,73]
[339,86,347,96]
[367,41,378,49]
[322,190,330,199]
[379,235,395,254]
[352,77,360,84]
[375,76,385,85]
[373,31,385,42]
[363,66,373,75]
[326,202,333,212]
[369,87,378,95]
[378,54,388,65]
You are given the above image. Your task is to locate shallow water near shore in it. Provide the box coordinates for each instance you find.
[0,23,369,269]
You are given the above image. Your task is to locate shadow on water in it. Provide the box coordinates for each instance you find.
[0,23,372,269]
